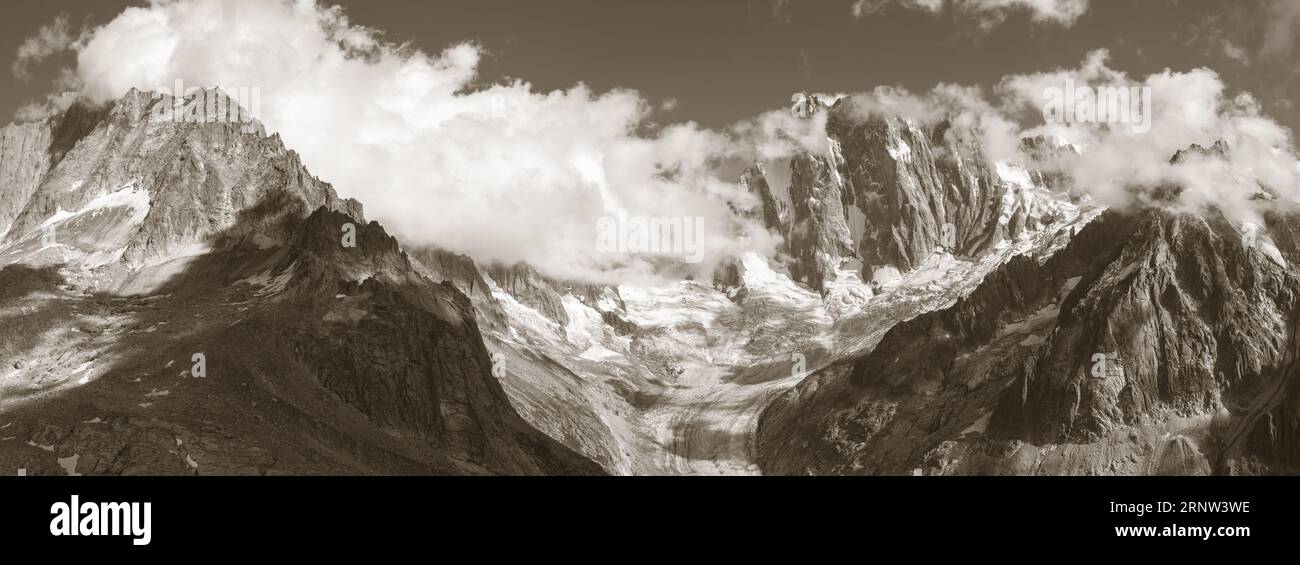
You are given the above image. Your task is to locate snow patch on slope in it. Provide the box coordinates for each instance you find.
[995,161,1035,190]
[41,182,150,229]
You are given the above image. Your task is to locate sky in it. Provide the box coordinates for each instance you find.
[3,0,1300,282]
[5,0,1299,131]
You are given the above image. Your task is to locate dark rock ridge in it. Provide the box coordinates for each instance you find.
[1170,139,1231,165]
[0,89,602,475]
[408,246,494,304]
[737,164,788,235]
[0,194,602,475]
[784,151,857,291]
[271,206,603,473]
[758,207,1300,475]
[483,262,574,327]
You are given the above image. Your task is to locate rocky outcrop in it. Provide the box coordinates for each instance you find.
[278,207,602,473]
[1170,139,1231,165]
[746,99,1067,293]
[483,262,573,326]
[0,197,603,475]
[1,88,362,273]
[738,164,788,236]
[758,207,1300,475]
[409,246,494,304]
[785,152,857,291]
[0,89,603,476]
[0,120,52,234]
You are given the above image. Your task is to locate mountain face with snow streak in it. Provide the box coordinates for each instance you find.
[3,85,1297,477]
[0,86,1097,477]
[1,89,362,285]
[757,165,1300,475]
[0,90,601,476]
[391,102,1097,475]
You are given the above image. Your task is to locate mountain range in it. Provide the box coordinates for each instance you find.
[0,88,1295,475]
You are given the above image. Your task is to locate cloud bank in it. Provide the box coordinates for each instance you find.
[11,1,1298,283]
[852,0,1090,26]
[22,0,829,284]
[842,49,1300,224]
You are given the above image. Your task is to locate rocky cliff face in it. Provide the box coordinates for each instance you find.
[483,262,573,327]
[408,246,495,305]
[784,151,857,291]
[0,90,602,476]
[748,99,1071,293]
[738,164,788,236]
[0,89,361,277]
[0,120,52,236]
[757,207,1300,475]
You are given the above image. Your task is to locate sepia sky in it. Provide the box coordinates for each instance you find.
[3,0,1299,131]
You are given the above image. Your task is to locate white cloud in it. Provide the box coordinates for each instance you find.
[997,50,1300,221]
[23,0,1298,282]
[62,0,789,284]
[832,49,1300,224]
[852,0,1089,26]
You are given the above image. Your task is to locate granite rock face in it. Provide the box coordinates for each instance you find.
[0,90,602,476]
[1,89,362,274]
[757,207,1300,475]
[738,164,788,236]
[747,99,1068,293]
[483,262,573,327]
[0,120,52,235]
[784,151,857,291]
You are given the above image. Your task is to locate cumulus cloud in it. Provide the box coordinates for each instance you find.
[22,0,1298,282]
[835,84,1021,163]
[829,49,1300,225]
[998,50,1300,222]
[58,0,795,284]
[852,0,1089,26]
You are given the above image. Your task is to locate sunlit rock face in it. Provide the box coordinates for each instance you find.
[758,206,1300,476]
[0,90,603,476]
[746,99,1072,294]
[0,89,361,280]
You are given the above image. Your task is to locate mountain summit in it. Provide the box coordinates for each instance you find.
[0,89,600,475]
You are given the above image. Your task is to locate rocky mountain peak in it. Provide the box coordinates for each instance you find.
[1170,139,1231,164]
[0,88,361,284]
[0,88,602,476]
[759,203,1300,475]
[741,99,1081,294]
